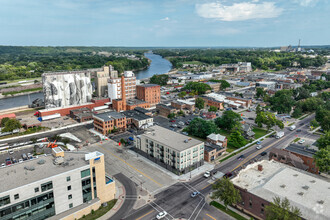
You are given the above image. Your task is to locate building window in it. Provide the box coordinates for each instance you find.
[261,208,264,214]
[67,186,72,191]
[67,176,71,182]
[81,169,91,178]
[69,203,73,208]
[14,194,19,200]
[34,187,39,193]
[68,194,72,200]
[41,181,53,192]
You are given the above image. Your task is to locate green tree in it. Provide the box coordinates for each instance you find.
[178,91,187,98]
[269,90,295,114]
[208,106,218,112]
[211,177,241,210]
[292,106,303,118]
[167,113,176,119]
[183,82,211,95]
[316,131,330,150]
[256,88,266,98]
[195,97,205,110]
[149,74,169,86]
[219,80,230,90]
[185,118,218,139]
[2,119,22,132]
[313,146,330,173]
[119,138,126,146]
[228,130,247,149]
[265,197,302,220]
[215,110,242,131]
[177,110,185,116]
[310,119,319,128]
[0,117,10,127]
[293,87,311,101]
[255,111,284,130]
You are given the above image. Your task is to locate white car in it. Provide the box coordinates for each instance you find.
[191,191,200,198]
[1,163,6,168]
[204,171,211,178]
[18,159,23,163]
[156,211,168,219]
[298,139,305,144]
[256,145,262,150]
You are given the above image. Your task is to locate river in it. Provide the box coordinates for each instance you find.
[0,52,172,110]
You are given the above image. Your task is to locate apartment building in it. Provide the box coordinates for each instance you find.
[134,126,204,174]
[107,71,136,101]
[93,111,127,135]
[136,84,161,106]
[0,148,115,220]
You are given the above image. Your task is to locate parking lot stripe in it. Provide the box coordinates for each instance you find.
[206,213,217,220]
[136,210,154,220]
[97,144,163,187]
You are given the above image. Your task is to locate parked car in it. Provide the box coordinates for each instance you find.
[191,191,200,198]
[5,158,12,166]
[298,139,305,144]
[256,141,262,145]
[248,117,254,120]
[156,211,168,219]
[296,129,302,132]
[18,159,23,163]
[9,149,14,155]
[260,152,267,156]
[11,158,17,163]
[170,120,176,123]
[223,172,233,178]
[1,163,5,168]
[22,153,28,160]
[256,145,263,150]
[237,155,245,160]
[204,171,211,178]
[27,153,33,159]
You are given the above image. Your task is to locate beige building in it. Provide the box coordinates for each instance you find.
[135,125,204,174]
[108,71,136,101]
[95,65,118,97]
[0,147,115,220]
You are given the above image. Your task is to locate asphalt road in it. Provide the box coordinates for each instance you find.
[121,114,317,220]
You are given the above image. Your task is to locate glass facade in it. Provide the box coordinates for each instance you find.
[0,196,10,207]
[81,178,92,203]
[81,169,90,178]
[0,192,55,220]
[41,182,53,192]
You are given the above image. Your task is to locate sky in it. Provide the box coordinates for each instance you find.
[0,0,329,47]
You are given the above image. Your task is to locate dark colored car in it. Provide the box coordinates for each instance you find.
[237,155,245,160]
[299,123,304,126]
[170,120,175,123]
[260,152,267,156]
[296,129,302,132]
[223,172,233,178]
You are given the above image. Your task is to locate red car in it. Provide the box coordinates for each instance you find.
[170,120,176,122]
[5,158,12,166]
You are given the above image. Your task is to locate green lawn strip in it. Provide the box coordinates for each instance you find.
[2,87,42,95]
[288,122,295,126]
[0,127,48,140]
[210,201,248,220]
[252,127,268,139]
[80,199,117,220]
[298,114,309,120]
[293,138,301,143]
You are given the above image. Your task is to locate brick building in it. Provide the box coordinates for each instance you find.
[269,148,308,171]
[201,96,224,110]
[136,84,161,106]
[156,104,177,117]
[93,112,127,135]
[283,144,319,174]
[171,99,195,113]
[70,107,93,122]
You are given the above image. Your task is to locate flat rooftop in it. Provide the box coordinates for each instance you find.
[94,111,125,121]
[0,152,92,192]
[285,144,316,158]
[232,160,330,220]
[142,125,203,151]
[137,84,160,88]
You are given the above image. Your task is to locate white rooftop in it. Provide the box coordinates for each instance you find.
[232,160,330,220]
[205,93,226,102]
[207,133,226,142]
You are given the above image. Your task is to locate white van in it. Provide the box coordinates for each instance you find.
[289,125,296,131]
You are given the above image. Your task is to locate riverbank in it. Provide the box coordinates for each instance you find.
[0,89,43,99]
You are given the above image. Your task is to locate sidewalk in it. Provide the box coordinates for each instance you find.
[97,178,125,220]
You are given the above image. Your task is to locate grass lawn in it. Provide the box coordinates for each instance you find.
[299,114,309,120]
[2,87,43,96]
[288,122,295,126]
[80,199,117,220]
[210,201,248,220]
[252,127,268,139]
[218,129,231,138]
[293,138,300,143]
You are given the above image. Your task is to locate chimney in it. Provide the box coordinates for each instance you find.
[121,75,126,111]
[258,164,263,171]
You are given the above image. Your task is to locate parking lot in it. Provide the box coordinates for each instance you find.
[153,114,198,132]
[85,140,178,194]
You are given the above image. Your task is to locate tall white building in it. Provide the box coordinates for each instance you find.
[107,71,136,102]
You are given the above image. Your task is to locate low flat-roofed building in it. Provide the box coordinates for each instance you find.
[134,125,204,174]
[123,109,153,129]
[0,148,115,220]
[204,143,226,162]
[156,104,177,117]
[70,107,93,122]
[232,160,330,220]
[93,111,126,135]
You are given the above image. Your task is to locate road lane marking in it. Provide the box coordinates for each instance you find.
[193,201,206,220]
[135,210,154,220]
[97,144,163,187]
[206,213,217,220]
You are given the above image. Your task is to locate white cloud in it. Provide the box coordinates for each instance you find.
[196,1,283,21]
[161,17,170,21]
[294,0,317,7]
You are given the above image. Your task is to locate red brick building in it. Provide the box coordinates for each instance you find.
[136,84,161,106]
[93,111,127,135]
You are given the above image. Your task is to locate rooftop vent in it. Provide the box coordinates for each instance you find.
[24,166,35,171]
[37,160,46,165]
[280,184,286,188]
[310,180,316,183]
[53,157,64,165]
[184,140,188,143]
[293,174,298,177]
[317,200,324,204]
[302,185,309,190]
[297,192,304,196]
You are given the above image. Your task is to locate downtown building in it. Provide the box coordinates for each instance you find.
[0,147,115,220]
[134,125,204,174]
[107,71,136,101]
[136,84,161,106]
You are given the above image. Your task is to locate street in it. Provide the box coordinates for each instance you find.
[118,114,318,220]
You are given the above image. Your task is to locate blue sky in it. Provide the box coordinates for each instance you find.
[0,0,329,47]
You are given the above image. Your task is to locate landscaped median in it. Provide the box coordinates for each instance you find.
[79,199,117,220]
[210,201,248,220]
